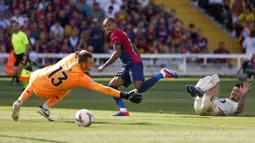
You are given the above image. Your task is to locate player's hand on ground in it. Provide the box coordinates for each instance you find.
[120,89,142,104]
[97,65,105,73]
[241,82,251,96]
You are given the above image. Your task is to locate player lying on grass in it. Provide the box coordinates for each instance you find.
[185,74,250,116]
[97,17,178,116]
[11,50,142,121]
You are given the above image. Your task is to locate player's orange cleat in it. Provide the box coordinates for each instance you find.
[160,68,178,78]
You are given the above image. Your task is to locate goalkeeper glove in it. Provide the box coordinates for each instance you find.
[120,89,142,104]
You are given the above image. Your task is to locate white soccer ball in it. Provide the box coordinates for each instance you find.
[75,109,94,127]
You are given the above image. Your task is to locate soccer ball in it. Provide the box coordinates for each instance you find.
[75,109,94,127]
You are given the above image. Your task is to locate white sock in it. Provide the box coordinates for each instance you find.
[42,104,49,110]
[17,100,23,105]
[120,108,127,112]
[200,74,220,91]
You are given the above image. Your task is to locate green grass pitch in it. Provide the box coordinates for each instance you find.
[0,77,255,143]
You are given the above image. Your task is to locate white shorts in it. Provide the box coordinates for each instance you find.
[194,95,219,116]
[193,75,220,116]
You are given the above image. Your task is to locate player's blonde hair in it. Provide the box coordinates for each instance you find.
[77,50,92,64]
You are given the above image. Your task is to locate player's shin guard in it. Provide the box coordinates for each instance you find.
[110,85,127,111]
[200,74,220,92]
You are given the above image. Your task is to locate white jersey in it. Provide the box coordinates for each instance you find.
[215,98,238,116]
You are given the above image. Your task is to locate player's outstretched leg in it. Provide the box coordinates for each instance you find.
[111,85,129,116]
[160,68,178,79]
[185,85,204,97]
[185,74,220,98]
[137,68,178,93]
[38,90,71,121]
[12,84,34,121]
[38,98,57,122]
[38,105,54,122]
[12,100,21,121]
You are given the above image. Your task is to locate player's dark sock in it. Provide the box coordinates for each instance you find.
[16,76,20,84]
[137,73,163,93]
[110,85,127,109]
[10,77,15,85]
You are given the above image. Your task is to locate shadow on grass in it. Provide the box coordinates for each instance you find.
[58,120,154,126]
[0,135,70,143]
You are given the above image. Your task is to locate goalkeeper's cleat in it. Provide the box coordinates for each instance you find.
[38,106,54,122]
[112,111,130,116]
[185,85,204,97]
[12,100,21,121]
[160,68,178,78]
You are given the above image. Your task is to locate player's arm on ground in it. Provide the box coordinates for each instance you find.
[79,75,142,104]
[236,82,251,114]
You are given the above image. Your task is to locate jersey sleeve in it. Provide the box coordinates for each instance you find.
[79,74,121,98]
[111,31,121,46]
[22,32,29,45]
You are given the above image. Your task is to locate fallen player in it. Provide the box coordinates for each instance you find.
[185,74,250,116]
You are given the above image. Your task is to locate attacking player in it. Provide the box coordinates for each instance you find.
[98,17,178,116]
[11,50,143,121]
[185,74,250,116]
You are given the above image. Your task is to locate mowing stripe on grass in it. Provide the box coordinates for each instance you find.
[95,117,255,130]
[0,77,243,82]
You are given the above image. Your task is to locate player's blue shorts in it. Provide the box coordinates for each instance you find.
[116,62,145,87]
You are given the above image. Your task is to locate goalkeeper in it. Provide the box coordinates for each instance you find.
[12,50,142,122]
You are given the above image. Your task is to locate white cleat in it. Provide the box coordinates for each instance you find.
[38,106,54,122]
[12,100,21,121]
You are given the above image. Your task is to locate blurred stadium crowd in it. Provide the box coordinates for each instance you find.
[0,0,232,59]
[193,0,255,54]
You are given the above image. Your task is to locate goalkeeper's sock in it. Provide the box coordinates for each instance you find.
[18,85,34,104]
[137,73,162,93]
[45,98,59,108]
[42,103,49,110]
[110,85,127,110]
[120,108,127,112]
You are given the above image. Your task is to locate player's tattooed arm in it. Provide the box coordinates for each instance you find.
[236,82,250,114]
[97,44,121,73]
[133,44,140,55]
[236,96,246,114]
